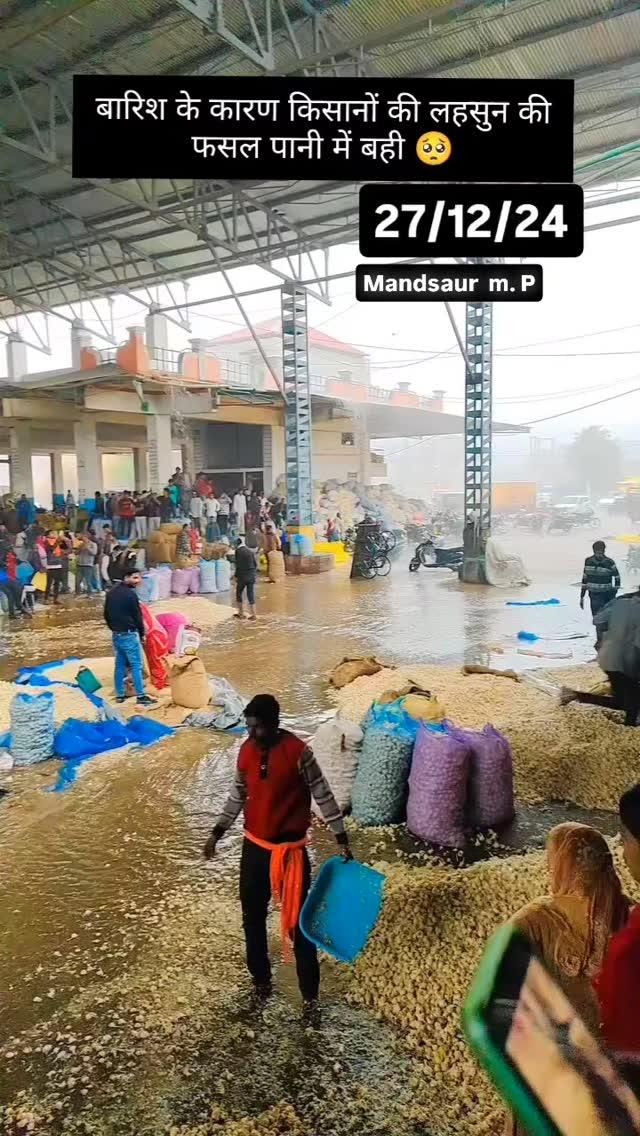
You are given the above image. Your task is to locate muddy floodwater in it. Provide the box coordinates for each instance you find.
[0,530,628,1134]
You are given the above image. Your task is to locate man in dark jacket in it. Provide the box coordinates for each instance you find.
[234,536,258,621]
[581,540,621,646]
[103,568,157,706]
[562,588,640,725]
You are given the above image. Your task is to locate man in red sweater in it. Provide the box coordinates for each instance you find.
[204,694,351,1010]
[597,783,640,1060]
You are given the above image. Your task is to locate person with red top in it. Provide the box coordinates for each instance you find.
[204,694,351,1011]
[596,784,640,1060]
[117,490,136,539]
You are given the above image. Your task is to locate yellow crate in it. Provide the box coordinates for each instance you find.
[314,541,351,564]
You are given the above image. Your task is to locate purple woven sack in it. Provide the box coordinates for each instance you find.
[447,723,514,829]
[171,568,190,596]
[188,566,200,594]
[407,725,470,849]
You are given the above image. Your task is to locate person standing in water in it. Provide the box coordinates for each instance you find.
[103,568,157,707]
[580,540,620,646]
[204,694,351,1012]
[234,536,258,621]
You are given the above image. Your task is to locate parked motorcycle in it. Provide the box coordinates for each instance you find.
[409,539,463,572]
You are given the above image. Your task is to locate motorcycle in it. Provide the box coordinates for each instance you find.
[409,539,463,572]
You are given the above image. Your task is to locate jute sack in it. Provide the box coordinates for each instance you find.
[403,691,446,723]
[147,536,171,566]
[329,656,391,690]
[268,550,285,582]
[170,654,210,710]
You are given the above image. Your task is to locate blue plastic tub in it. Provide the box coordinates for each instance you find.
[291,534,313,557]
[300,856,385,964]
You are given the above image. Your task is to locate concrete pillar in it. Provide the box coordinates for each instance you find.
[192,424,204,472]
[355,412,370,486]
[181,433,195,480]
[133,447,147,492]
[74,418,102,507]
[9,422,34,499]
[270,425,286,491]
[50,451,65,509]
[145,305,168,353]
[147,414,172,491]
[6,333,28,382]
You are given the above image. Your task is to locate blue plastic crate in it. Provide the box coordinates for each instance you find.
[300,856,385,964]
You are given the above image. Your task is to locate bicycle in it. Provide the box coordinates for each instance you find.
[353,538,391,578]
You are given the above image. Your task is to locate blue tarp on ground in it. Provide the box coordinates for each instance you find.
[13,657,175,791]
[506,598,560,607]
[52,716,174,792]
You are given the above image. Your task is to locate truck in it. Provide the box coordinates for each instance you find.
[491,482,537,513]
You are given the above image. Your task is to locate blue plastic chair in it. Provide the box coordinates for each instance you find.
[300,856,385,964]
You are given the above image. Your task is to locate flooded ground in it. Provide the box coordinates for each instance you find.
[0,527,632,1133]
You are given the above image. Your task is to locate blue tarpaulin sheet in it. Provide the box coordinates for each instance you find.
[51,716,174,792]
[13,657,175,792]
[506,598,560,607]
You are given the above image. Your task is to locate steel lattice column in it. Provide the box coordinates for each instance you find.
[282,284,313,526]
[464,301,493,536]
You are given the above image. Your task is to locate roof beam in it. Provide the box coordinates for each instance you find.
[279,0,492,73]
[411,0,640,79]
[2,0,102,51]
[0,99,337,298]
[575,95,640,129]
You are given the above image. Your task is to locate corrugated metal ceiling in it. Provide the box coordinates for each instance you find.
[0,0,639,319]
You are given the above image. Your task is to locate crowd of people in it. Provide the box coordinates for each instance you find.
[0,521,138,617]
[0,469,290,620]
[56,471,287,545]
[61,472,289,543]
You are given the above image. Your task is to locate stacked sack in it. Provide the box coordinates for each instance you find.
[310,715,363,815]
[351,701,418,826]
[170,654,210,710]
[171,567,191,596]
[407,722,514,849]
[137,572,160,604]
[150,565,172,599]
[202,541,231,561]
[147,528,174,567]
[215,558,231,592]
[199,560,217,593]
[10,690,55,766]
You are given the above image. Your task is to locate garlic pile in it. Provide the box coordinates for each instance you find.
[335,664,640,811]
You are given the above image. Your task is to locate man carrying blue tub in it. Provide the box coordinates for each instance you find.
[204,693,351,1015]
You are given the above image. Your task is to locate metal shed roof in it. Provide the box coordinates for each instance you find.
[1,0,639,328]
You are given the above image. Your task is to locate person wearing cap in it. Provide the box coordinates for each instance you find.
[103,567,157,708]
[596,784,640,1060]
[580,540,620,647]
[203,693,351,1013]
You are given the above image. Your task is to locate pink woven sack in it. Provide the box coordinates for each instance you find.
[188,566,200,594]
[171,568,190,596]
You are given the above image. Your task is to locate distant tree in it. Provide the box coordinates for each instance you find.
[566,426,621,498]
